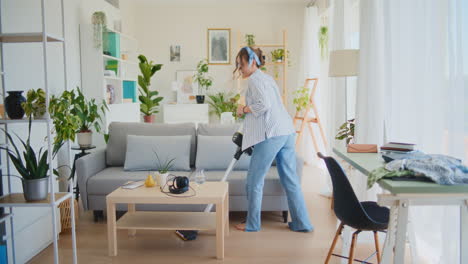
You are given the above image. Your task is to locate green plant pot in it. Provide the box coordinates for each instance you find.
[22,177,49,201]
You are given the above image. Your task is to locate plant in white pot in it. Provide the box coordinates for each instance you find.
[153,150,175,190]
[70,88,107,147]
[0,118,63,201]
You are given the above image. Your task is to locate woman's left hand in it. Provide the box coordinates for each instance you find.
[237,105,246,117]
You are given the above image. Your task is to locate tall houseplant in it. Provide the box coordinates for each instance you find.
[193,60,213,104]
[138,54,164,123]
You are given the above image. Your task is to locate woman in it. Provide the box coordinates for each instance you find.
[234,46,313,232]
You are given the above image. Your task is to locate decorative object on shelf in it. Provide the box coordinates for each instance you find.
[193,60,213,104]
[271,48,285,62]
[137,54,164,123]
[91,11,107,49]
[170,45,181,62]
[104,69,116,77]
[293,86,309,112]
[22,88,46,119]
[144,174,156,187]
[336,118,355,145]
[154,150,175,190]
[245,34,256,47]
[72,88,108,147]
[207,28,231,65]
[106,84,116,104]
[123,81,137,103]
[207,92,241,120]
[175,71,196,103]
[104,31,120,57]
[318,26,329,60]
[0,118,58,201]
[105,60,118,75]
[4,91,26,119]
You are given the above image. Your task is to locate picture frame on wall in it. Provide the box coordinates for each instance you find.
[207,28,231,65]
[175,70,197,103]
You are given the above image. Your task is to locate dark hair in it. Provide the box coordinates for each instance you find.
[233,47,265,77]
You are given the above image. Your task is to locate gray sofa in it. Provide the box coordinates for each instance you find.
[76,122,303,221]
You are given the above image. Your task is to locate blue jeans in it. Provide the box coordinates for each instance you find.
[245,133,313,232]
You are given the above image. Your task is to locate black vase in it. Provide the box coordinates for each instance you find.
[196,95,205,104]
[5,91,26,119]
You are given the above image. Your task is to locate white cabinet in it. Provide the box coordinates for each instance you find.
[163,104,209,125]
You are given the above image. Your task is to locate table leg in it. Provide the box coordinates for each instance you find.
[461,202,468,264]
[394,200,409,264]
[128,203,136,236]
[216,199,225,259]
[107,200,117,256]
[224,193,229,236]
[381,204,399,264]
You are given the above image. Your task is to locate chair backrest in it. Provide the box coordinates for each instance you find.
[318,153,376,229]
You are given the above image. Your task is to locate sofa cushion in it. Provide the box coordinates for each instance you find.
[197,123,241,136]
[196,135,250,170]
[106,122,196,167]
[124,135,191,171]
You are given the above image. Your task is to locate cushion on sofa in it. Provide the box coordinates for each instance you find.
[196,135,250,170]
[124,135,191,171]
[106,122,196,167]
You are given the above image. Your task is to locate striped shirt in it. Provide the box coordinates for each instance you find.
[242,69,295,151]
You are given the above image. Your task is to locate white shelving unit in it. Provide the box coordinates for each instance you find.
[0,1,77,264]
[80,24,140,139]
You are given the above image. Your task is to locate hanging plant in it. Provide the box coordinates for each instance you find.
[245,34,256,47]
[318,26,329,60]
[91,11,107,49]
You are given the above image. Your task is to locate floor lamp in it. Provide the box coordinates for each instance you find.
[328,49,359,125]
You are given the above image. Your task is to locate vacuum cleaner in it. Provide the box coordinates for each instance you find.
[176,125,252,241]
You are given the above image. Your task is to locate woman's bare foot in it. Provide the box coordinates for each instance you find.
[234,223,246,231]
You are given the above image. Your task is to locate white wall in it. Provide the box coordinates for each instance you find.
[120,0,306,121]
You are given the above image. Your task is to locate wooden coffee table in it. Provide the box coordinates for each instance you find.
[106,182,229,259]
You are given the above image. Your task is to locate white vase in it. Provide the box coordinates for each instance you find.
[220,112,235,124]
[77,132,93,147]
[156,172,169,190]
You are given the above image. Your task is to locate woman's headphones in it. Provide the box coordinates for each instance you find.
[168,176,189,194]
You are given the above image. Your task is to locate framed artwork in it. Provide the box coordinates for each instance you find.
[175,70,197,103]
[207,28,231,65]
[170,45,180,62]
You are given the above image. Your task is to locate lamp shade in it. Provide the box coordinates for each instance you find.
[328,49,359,77]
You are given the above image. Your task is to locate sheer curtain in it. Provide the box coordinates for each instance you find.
[358,0,467,262]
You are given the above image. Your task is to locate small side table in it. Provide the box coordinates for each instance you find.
[71,145,96,200]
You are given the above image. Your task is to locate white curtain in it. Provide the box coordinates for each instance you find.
[358,0,467,262]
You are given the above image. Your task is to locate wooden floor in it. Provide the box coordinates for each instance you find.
[29,165,383,264]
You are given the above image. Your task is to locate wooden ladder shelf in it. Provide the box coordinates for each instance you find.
[293,78,327,152]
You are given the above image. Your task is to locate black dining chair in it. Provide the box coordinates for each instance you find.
[318,152,389,264]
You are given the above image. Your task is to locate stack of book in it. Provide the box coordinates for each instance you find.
[380,142,416,153]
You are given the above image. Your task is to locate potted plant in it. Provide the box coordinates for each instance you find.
[293,86,310,112]
[49,90,81,147]
[318,26,329,60]
[91,11,107,49]
[138,54,164,123]
[153,150,175,190]
[245,34,256,47]
[0,118,62,201]
[71,88,107,147]
[335,118,355,145]
[193,60,213,104]
[207,92,241,121]
[22,88,46,119]
[271,48,289,63]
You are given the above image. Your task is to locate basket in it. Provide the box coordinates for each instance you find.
[58,198,78,232]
